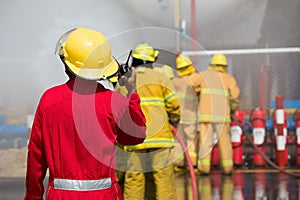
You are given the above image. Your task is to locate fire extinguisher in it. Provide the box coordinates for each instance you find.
[250,108,266,167]
[230,110,244,166]
[294,109,300,166]
[273,96,289,167]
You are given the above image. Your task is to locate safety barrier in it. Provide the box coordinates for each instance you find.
[0,114,27,149]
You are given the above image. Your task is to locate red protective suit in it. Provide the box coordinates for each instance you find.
[24,78,146,200]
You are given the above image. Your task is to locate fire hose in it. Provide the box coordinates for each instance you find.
[171,126,198,200]
[231,115,300,179]
[170,111,300,200]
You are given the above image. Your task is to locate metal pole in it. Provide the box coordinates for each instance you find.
[174,0,180,52]
[259,64,265,110]
[190,0,197,50]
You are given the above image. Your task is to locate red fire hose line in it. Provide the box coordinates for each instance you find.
[172,126,198,200]
[171,110,300,200]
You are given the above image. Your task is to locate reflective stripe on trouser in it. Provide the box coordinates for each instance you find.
[197,122,233,174]
[172,123,198,167]
[124,148,176,200]
[54,178,111,191]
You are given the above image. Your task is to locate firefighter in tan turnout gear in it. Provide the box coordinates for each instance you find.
[123,43,181,200]
[172,54,199,171]
[188,53,240,175]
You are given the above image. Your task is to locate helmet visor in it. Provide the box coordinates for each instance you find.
[54,28,77,55]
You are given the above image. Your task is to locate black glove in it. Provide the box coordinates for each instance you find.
[169,119,179,128]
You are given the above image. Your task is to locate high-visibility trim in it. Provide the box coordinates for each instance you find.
[165,93,178,103]
[176,93,197,100]
[221,160,233,166]
[201,88,229,96]
[125,138,175,150]
[54,178,111,191]
[188,151,198,157]
[140,97,165,106]
[140,93,178,106]
[180,116,198,123]
[198,115,231,122]
[198,159,210,165]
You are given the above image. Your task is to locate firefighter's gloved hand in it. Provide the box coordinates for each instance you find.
[120,69,136,97]
[169,119,179,128]
[230,102,238,114]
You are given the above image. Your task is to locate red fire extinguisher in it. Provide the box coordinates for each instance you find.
[230,110,244,166]
[294,109,300,166]
[250,108,266,167]
[273,95,289,167]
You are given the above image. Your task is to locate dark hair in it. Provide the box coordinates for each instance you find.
[64,64,74,79]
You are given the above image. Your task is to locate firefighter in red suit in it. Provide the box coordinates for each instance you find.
[24,27,146,200]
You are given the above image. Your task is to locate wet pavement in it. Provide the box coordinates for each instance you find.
[0,178,25,200]
[1,169,300,200]
[175,169,300,200]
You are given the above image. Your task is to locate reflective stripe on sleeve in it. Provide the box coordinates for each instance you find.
[140,93,178,106]
[54,178,111,191]
[165,93,178,103]
[140,97,165,106]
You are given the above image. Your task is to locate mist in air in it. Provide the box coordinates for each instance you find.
[0,0,299,117]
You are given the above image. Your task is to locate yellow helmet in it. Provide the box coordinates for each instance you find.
[177,65,195,76]
[210,53,227,66]
[55,27,119,80]
[132,43,159,62]
[176,54,193,69]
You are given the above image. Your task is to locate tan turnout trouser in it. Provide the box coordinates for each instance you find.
[173,123,199,168]
[198,122,233,174]
[124,148,176,200]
